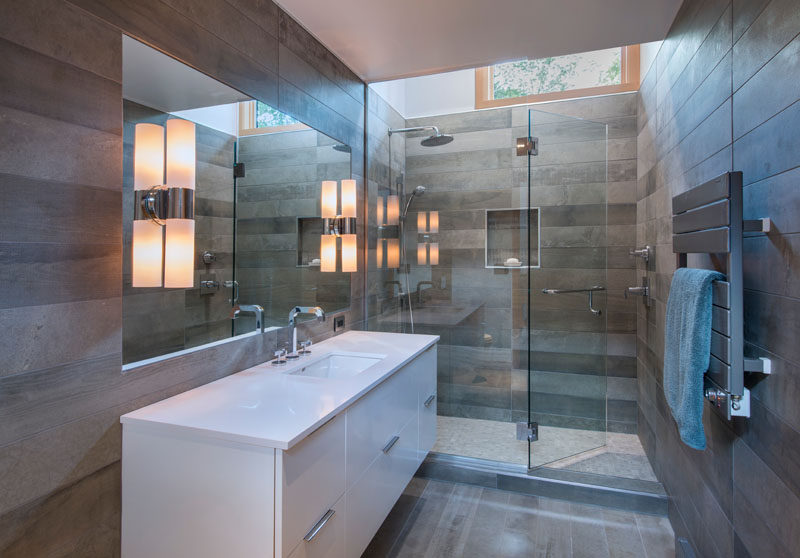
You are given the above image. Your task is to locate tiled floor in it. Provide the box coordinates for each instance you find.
[433,416,658,481]
[363,478,675,558]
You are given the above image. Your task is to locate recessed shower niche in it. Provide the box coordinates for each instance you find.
[484,207,540,269]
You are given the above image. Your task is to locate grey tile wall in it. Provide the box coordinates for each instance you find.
[367,93,639,434]
[0,0,366,554]
[636,1,800,556]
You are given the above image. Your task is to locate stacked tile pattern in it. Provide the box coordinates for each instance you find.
[636,0,800,556]
[0,0,366,554]
[394,96,638,434]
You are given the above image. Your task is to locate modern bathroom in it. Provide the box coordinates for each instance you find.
[2,0,798,557]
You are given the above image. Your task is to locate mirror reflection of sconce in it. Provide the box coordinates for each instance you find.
[320,179,357,272]
[375,195,401,269]
[416,211,439,266]
[132,119,196,288]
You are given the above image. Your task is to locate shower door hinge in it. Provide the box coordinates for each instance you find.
[233,162,246,178]
[516,136,538,156]
[516,421,539,442]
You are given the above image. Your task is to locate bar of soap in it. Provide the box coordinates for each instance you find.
[504,258,521,266]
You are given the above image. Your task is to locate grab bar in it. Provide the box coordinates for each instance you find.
[541,285,605,316]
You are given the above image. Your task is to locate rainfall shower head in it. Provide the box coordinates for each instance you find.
[388,126,454,147]
[420,133,453,147]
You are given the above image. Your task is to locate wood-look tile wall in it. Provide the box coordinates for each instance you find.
[0,0,366,555]
[399,97,638,432]
[636,0,800,556]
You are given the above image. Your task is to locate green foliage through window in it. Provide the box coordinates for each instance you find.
[255,102,298,128]
[493,48,622,100]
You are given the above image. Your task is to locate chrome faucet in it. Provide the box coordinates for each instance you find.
[230,304,265,333]
[288,306,326,326]
[416,281,434,304]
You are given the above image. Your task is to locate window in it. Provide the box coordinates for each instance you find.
[238,100,308,136]
[475,45,639,109]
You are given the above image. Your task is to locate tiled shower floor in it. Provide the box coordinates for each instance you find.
[433,416,658,482]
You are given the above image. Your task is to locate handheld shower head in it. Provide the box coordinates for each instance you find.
[402,185,426,218]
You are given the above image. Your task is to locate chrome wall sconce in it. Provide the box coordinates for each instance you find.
[417,211,439,266]
[320,179,357,272]
[375,194,400,269]
[131,119,196,288]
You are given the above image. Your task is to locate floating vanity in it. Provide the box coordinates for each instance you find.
[120,331,438,558]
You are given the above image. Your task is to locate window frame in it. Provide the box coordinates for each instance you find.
[474,45,640,109]
[238,100,308,136]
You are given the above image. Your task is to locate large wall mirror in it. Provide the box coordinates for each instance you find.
[122,36,352,365]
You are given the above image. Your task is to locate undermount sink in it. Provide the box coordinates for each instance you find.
[288,352,385,379]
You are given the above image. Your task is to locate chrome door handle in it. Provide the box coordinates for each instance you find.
[424,394,436,407]
[382,435,400,453]
[303,509,335,542]
[542,286,604,316]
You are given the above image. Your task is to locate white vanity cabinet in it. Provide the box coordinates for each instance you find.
[121,336,437,558]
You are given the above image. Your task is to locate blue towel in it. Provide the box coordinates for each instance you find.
[663,267,724,450]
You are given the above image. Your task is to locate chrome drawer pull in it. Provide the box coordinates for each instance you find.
[382,435,400,453]
[424,394,436,407]
[303,509,335,542]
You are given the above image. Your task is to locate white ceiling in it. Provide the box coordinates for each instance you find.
[276,0,683,82]
[122,36,251,112]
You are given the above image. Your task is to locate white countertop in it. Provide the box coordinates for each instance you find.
[120,331,439,450]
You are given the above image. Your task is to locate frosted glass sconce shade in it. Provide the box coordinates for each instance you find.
[386,238,400,268]
[134,123,164,191]
[429,243,439,266]
[386,195,399,226]
[341,234,357,272]
[321,181,338,218]
[341,179,357,218]
[428,211,439,233]
[166,119,195,190]
[376,196,384,227]
[132,220,164,287]
[320,234,337,272]
[164,219,195,288]
[417,242,427,265]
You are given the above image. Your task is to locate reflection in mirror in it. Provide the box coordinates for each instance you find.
[122,36,351,365]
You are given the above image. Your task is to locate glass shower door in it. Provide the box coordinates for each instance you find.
[525,108,609,471]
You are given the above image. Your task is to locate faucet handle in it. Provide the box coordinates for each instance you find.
[299,340,312,355]
[272,349,287,365]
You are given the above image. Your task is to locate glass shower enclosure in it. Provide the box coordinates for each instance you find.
[368,102,610,474]
[524,108,609,470]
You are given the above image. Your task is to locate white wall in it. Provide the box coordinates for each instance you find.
[403,69,475,118]
[170,103,239,136]
[369,80,406,118]
[640,40,662,79]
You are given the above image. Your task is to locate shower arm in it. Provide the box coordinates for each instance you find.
[388,126,441,136]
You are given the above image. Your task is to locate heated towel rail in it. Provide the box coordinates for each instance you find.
[671,171,771,420]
